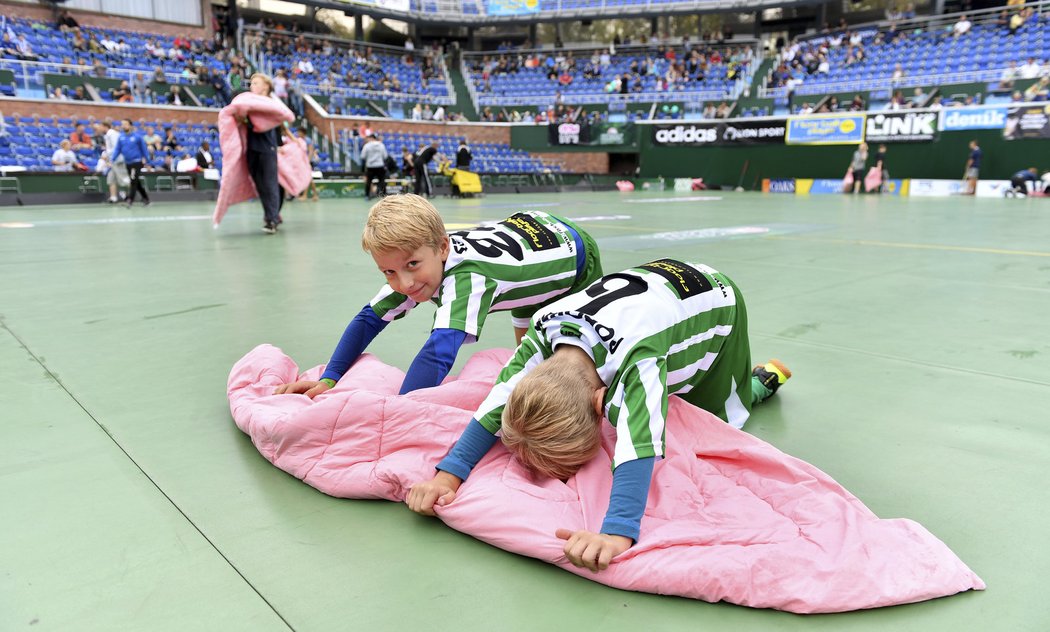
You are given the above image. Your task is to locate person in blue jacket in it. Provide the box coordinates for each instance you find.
[111,119,151,207]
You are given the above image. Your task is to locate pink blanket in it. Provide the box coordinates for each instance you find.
[228,345,984,613]
[212,92,313,226]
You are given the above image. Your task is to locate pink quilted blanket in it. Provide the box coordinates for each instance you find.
[212,92,313,226]
[227,344,985,613]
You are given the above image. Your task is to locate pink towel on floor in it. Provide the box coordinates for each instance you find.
[227,344,985,613]
[212,93,313,226]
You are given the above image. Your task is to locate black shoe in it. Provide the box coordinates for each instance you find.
[275,214,283,225]
[262,223,277,234]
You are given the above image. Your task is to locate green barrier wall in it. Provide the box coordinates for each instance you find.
[510,123,640,152]
[11,172,217,194]
[634,128,1050,187]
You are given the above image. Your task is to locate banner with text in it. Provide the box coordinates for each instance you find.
[1003,105,1050,140]
[786,114,865,145]
[865,110,938,143]
[651,120,787,146]
[939,106,1009,131]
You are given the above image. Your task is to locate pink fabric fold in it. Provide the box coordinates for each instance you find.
[212,92,313,226]
[227,344,985,613]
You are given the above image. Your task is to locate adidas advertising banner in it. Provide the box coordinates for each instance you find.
[865,110,938,143]
[1003,104,1050,140]
[548,122,591,146]
[651,120,787,146]
[939,106,1008,131]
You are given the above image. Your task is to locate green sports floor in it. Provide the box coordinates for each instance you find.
[2,190,1048,631]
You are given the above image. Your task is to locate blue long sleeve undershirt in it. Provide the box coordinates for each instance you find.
[398,328,467,394]
[437,420,655,543]
[320,305,388,383]
[319,305,467,394]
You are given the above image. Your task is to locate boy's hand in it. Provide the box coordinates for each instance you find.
[273,380,331,398]
[555,529,632,573]
[406,471,462,516]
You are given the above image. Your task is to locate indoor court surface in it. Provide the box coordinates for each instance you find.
[2,190,1047,631]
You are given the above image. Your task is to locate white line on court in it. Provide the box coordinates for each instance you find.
[624,196,724,204]
[1,214,216,228]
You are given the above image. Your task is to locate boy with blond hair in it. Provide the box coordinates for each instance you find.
[276,194,603,397]
[408,259,789,572]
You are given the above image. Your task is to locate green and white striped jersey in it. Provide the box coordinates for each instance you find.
[474,259,743,468]
[368,211,586,340]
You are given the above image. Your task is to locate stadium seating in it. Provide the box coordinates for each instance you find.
[767,20,1050,99]
[351,130,563,174]
[1,18,229,103]
[259,46,451,105]
[465,46,751,108]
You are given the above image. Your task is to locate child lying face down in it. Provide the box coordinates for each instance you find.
[408,259,790,572]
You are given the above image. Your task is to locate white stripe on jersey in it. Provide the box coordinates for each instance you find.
[638,358,667,460]
[666,351,718,393]
[432,275,459,330]
[724,376,749,429]
[464,273,488,335]
[492,286,573,312]
[666,324,734,356]
[370,285,416,322]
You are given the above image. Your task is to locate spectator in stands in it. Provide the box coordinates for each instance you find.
[952,15,972,38]
[111,119,151,207]
[72,86,89,101]
[227,66,244,94]
[131,73,152,104]
[413,141,439,197]
[195,140,214,170]
[891,63,905,86]
[928,95,944,110]
[14,34,39,61]
[143,126,162,158]
[163,128,183,154]
[92,60,107,79]
[361,134,389,200]
[57,10,79,32]
[69,124,93,151]
[849,95,865,111]
[433,105,446,122]
[211,70,230,108]
[908,88,926,108]
[167,85,185,107]
[847,142,868,195]
[962,140,981,196]
[112,81,133,103]
[1019,57,1041,79]
[273,69,289,104]
[998,61,1018,90]
[72,30,89,53]
[153,67,168,85]
[51,140,79,172]
[422,104,433,121]
[49,87,67,100]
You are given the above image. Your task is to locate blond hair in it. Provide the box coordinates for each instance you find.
[501,356,602,480]
[250,72,274,96]
[361,194,446,254]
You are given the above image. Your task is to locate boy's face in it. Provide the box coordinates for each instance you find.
[372,237,449,303]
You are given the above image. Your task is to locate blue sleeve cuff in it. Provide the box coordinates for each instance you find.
[398,328,467,394]
[320,305,388,382]
[436,419,498,481]
[599,457,655,543]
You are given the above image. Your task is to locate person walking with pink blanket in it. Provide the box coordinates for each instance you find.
[408,259,790,572]
[212,74,312,233]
